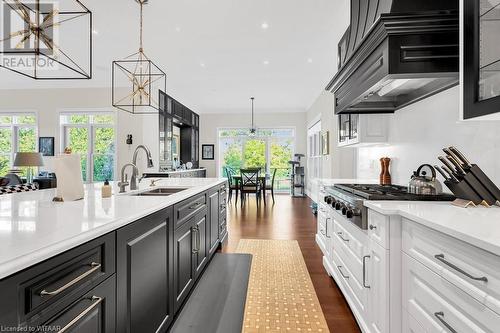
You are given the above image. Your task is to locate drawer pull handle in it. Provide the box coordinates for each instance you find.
[325,218,330,238]
[40,262,101,296]
[192,227,199,254]
[362,255,370,289]
[369,225,377,230]
[189,202,203,210]
[59,296,103,333]
[434,254,488,282]
[337,265,349,279]
[434,311,457,333]
[337,232,349,242]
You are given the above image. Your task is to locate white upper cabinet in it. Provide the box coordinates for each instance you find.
[337,114,389,147]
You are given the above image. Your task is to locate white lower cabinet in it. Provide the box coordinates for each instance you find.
[326,209,390,333]
[367,240,390,333]
[319,207,500,333]
[402,252,500,332]
[316,204,327,255]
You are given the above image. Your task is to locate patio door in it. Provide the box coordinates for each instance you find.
[218,128,294,192]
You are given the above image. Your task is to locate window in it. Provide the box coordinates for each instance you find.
[0,113,37,176]
[218,128,294,192]
[60,113,116,182]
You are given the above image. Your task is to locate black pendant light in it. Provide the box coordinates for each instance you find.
[249,97,257,136]
[0,0,92,79]
[112,0,166,115]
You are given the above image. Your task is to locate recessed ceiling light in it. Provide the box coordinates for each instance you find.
[307,58,313,63]
[175,26,181,32]
[261,22,269,29]
[263,60,270,65]
[200,62,206,68]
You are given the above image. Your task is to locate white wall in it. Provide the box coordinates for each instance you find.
[198,112,308,177]
[305,90,356,179]
[0,88,151,180]
[356,86,500,186]
[306,85,500,187]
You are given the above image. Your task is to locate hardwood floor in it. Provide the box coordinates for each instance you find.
[223,194,361,333]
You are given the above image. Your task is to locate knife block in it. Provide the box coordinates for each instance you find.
[444,180,484,206]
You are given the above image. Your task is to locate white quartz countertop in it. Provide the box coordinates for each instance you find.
[364,201,500,256]
[318,178,378,186]
[147,168,206,174]
[0,178,226,280]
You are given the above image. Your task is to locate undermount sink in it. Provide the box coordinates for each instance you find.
[132,188,188,196]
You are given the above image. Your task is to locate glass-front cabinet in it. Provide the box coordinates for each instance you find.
[159,90,173,171]
[338,114,359,146]
[463,0,500,119]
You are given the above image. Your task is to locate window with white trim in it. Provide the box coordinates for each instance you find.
[218,128,295,192]
[60,112,116,182]
[0,113,37,176]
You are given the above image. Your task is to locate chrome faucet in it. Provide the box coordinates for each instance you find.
[131,145,154,190]
[118,163,139,193]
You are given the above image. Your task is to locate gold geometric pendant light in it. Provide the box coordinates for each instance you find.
[0,0,92,79]
[112,0,166,115]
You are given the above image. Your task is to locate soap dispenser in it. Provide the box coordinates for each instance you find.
[102,179,112,198]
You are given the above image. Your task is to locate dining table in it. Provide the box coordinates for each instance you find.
[231,174,269,202]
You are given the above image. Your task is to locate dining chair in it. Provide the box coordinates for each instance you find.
[239,168,262,206]
[265,168,278,203]
[224,166,239,204]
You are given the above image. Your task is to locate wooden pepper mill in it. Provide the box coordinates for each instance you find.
[380,157,392,185]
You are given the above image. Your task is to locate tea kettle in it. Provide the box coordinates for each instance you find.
[408,164,443,195]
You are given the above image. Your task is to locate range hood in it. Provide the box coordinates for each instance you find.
[326,0,459,114]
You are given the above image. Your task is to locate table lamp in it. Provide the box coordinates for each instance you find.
[13,152,44,184]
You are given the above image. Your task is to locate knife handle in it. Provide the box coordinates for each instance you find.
[439,156,458,177]
[441,165,459,183]
[435,165,452,182]
[446,155,466,175]
[449,146,472,168]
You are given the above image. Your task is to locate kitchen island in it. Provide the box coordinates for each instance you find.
[0,178,228,332]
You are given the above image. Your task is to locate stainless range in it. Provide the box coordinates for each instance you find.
[323,184,455,230]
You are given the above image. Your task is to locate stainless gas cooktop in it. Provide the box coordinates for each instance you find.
[323,184,455,230]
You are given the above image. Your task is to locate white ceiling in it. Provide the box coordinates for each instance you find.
[0,0,350,113]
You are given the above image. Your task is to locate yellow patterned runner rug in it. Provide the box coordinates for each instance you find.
[236,239,330,333]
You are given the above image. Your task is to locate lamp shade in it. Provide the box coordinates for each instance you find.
[13,153,45,167]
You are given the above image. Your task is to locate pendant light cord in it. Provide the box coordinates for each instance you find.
[139,1,144,53]
[251,97,255,129]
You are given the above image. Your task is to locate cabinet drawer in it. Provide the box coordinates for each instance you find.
[317,210,327,238]
[42,275,116,333]
[331,247,368,319]
[174,193,207,228]
[332,215,367,267]
[368,209,389,249]
[402,310,425,333]
[0,233,115,326]
[219,219,227,238]
[220,193,227,213]
[403,220,500,315]
[403,253,500,333]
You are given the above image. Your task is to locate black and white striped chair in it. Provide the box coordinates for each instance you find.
[0,183,39,195]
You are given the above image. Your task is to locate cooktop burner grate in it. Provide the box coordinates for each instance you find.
[333,184,455,201]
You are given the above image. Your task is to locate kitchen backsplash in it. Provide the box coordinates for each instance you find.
[356,86,500,187]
